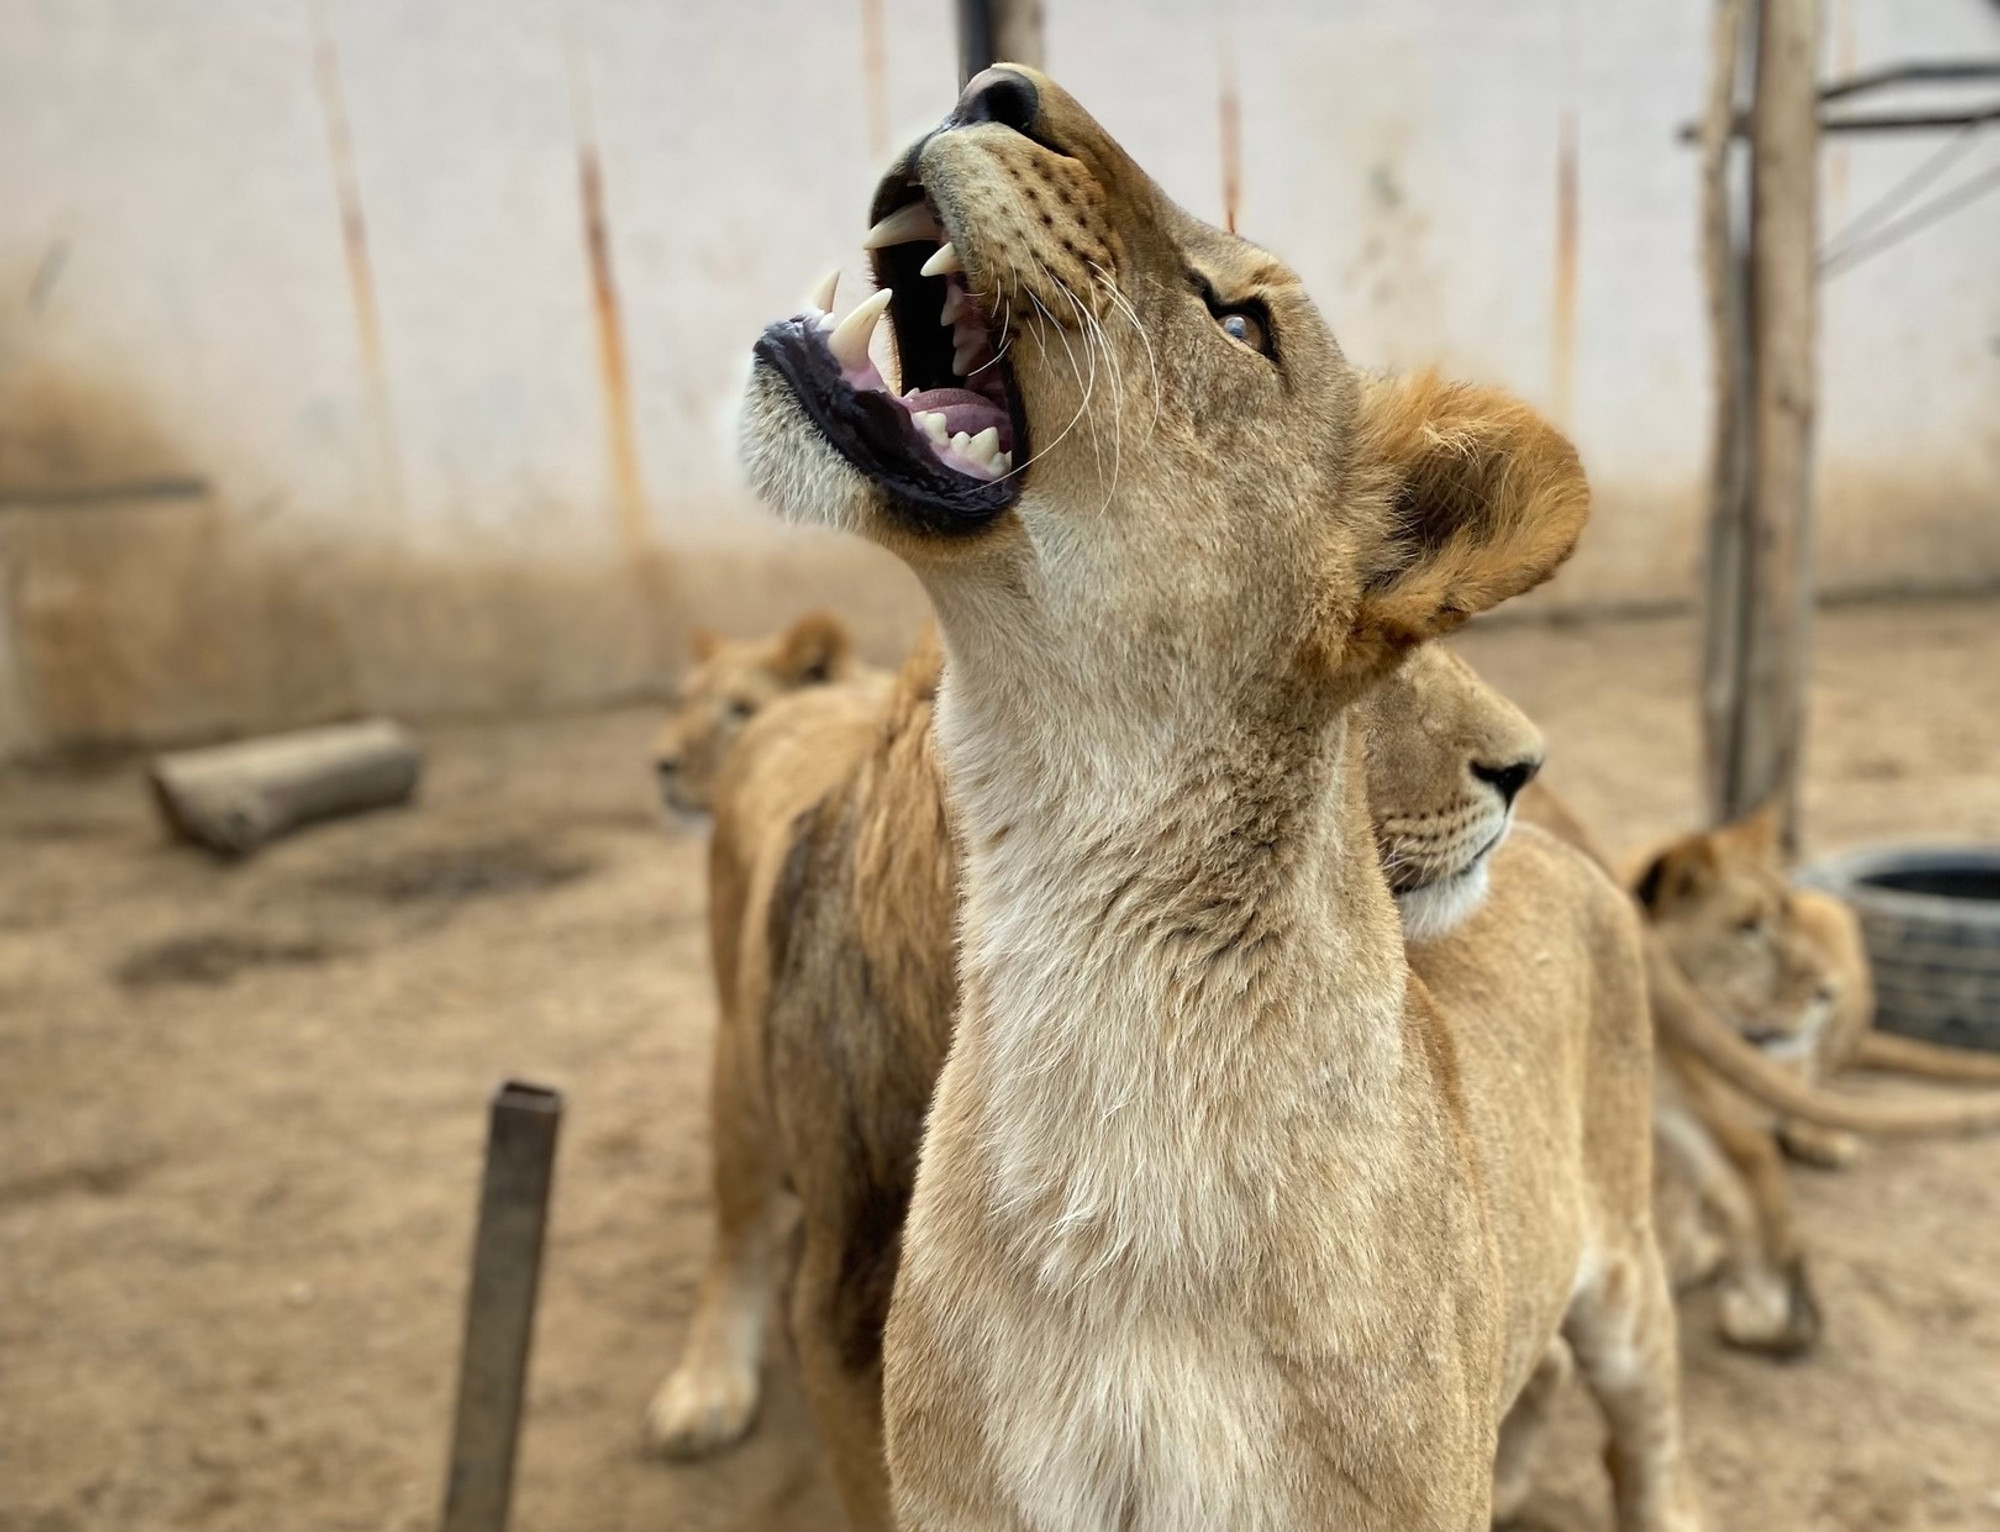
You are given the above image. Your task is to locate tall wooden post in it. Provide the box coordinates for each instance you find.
[957,0,1044,84]
[1699,0,1820,847]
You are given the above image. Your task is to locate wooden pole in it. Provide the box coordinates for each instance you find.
[1742,0,1820,848]
[957,0,1044,84]
[442,1083,563,1532]
[1699,0,1820,847]
[1698,0,1755,826]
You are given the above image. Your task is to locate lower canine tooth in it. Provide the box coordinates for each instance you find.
[921,242,964,277]
[964,427,1000,467]
[829,288,893,371]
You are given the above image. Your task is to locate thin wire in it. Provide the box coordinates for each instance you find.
[1820,160,2000,278]
[1817,119,1986,266]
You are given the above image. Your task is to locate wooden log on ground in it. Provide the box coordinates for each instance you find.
[148,718,421,857]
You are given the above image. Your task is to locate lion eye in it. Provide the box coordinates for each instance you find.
[1218,310,1266,352]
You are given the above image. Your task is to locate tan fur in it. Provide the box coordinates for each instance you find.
[1632,816,2000,1139]
[1616,811,2000,1355]
[642,673,888,1456]
[1360,644,1544,942]
[736,68,1699,1532]
[649,636,1557,1517]
[652,611,873,817]
[1797,887,2000,1085]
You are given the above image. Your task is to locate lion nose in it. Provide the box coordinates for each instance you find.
[955,67,1040,135]
[1472,757,1540,807]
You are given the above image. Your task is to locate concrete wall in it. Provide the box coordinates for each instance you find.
[2,0,1996,753]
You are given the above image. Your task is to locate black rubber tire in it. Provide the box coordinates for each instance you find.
[1801,845,2000,1054]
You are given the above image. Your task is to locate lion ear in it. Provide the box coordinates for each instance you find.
[1633,834,1720,915]
[777,611,852,685]
[1349,372,1588,656]
[690,628,721,663]
[1722,801,1785,863]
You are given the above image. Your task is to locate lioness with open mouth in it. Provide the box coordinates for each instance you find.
[739,67,1702,1531]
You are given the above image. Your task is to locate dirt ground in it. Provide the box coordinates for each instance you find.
[4,596,2000,1532]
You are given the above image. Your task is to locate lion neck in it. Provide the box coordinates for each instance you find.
[923,594,1414,1276]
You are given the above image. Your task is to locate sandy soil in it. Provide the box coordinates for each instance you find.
[4,597,2000,1532]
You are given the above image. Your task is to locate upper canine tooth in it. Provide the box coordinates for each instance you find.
[964,427,1001,467]
[940,288,967,326]
[863,204,940,249]
[829,288,894,371]
[804,268,839,312]
[953,338,986,376]
[921,242,964,277]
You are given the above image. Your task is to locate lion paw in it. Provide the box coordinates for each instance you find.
[1717,1260,1820,1358]
[645,1357,760,1460]
[1779,1121,1861,1170]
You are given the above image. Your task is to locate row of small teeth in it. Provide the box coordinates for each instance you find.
[912,411,1010,472]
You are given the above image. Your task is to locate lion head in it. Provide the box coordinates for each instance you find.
[653,612,856,816]
[740,65,1584,871]
[1361,645,1544,942]
[1634,808,1837,1060]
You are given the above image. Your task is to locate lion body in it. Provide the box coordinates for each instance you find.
[652,638,1682,1529]
[721,64,1699,1532]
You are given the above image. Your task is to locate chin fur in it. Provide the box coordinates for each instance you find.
[1396,858,1492,945]
[739,359,876,535]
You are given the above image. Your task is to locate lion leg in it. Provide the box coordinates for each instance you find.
[1492,1340,1572,1525]
[790,1229,895,1532]
[1657,1067,1819,1357]
[1564,1239,1705,1532]
[1696,1091,1821,1357]
[1649,1129,1725,1292]
[1778,1051,1861,1168]
[646,1004,795,1458]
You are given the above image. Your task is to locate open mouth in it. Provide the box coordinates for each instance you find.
[751,189,1028,536]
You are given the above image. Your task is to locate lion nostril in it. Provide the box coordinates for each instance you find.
[1472,757,1540,807]
[656,759,681,782]
[957,68,1040,135]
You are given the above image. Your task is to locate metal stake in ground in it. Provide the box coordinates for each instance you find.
[441,1082,563,1532]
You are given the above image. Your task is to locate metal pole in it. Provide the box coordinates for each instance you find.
[956,0,1043,85]
[956,0,995,84]
[441,1082,563,1532]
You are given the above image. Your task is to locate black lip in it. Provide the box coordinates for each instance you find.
[753,314,1025,538]
[1391,826,1505,896]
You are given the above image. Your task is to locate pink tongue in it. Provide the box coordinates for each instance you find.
[903,387,1009,440]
